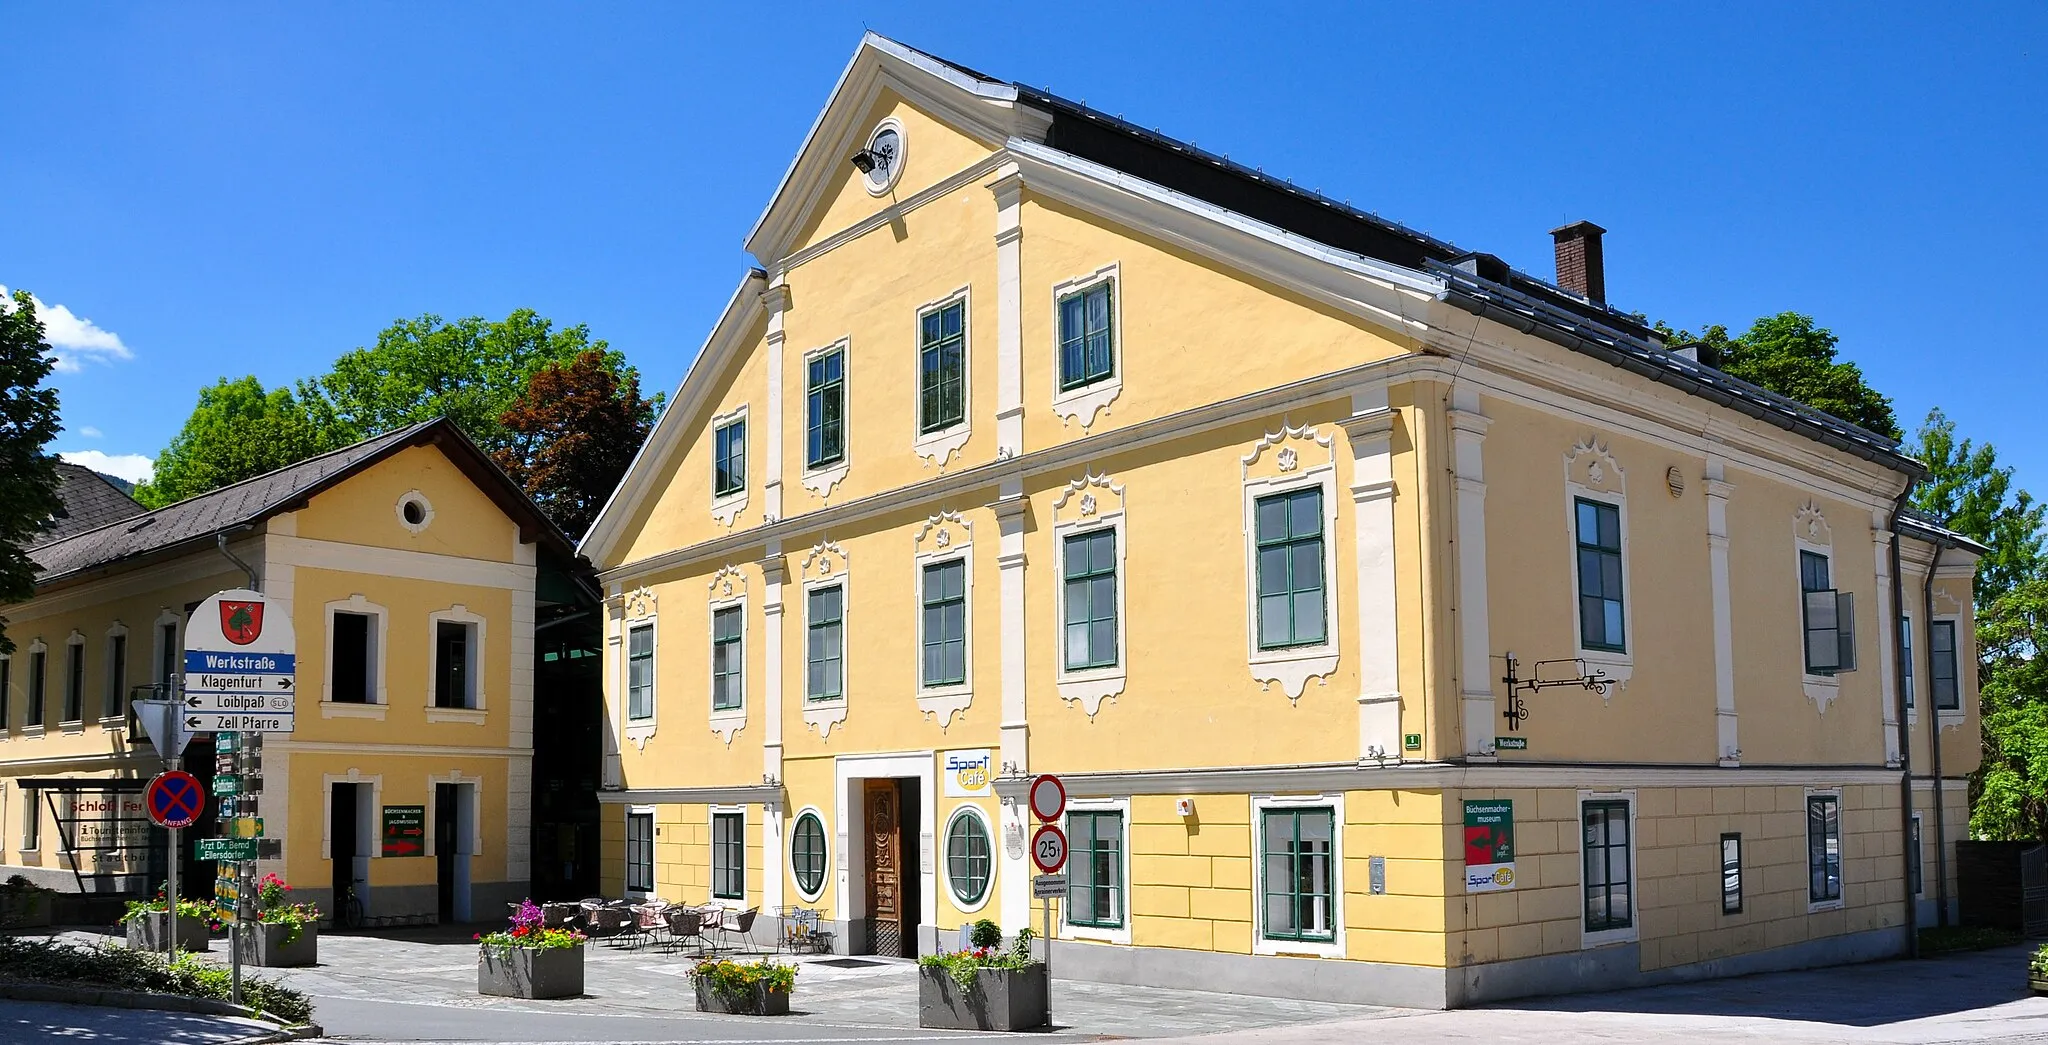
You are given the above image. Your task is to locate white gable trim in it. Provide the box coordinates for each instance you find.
[580,272,768,566]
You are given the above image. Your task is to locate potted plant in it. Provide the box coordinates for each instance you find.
[0,875,53,929]
[238,873,322,967]
[691,958,798,1015]
[2030,944,2048,993]
[477,899,586,999]
[917,921,1047,1031]
[121,889,217,952]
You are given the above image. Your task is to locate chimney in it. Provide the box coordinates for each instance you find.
[1550,220,1607,304]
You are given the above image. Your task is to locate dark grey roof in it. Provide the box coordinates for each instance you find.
[28,421,436,585]
[1899,508,1991,555]
[35,463,146,547]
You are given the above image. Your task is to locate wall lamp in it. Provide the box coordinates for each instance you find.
[850,143,895,176]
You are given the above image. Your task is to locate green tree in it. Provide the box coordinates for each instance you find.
[304,310,641,456]
[1970,579,2048,840]
[134,377,349,508]
[492,349,657,538]
[1660,313,1899,440]
[0,291,65,654]
[1911,408,2046,605]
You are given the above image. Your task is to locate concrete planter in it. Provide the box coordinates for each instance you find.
[239,920,318,967]
[2030,973,2048,995]
[692,977,791,1016]
[477,945,584,1000]
[918,964,1049,1031]
[125,912,211,953]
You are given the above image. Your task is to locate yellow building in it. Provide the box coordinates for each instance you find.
[579,34,1983,1006]
[0,418,585,925]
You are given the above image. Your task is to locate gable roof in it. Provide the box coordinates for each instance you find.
[34,463,146,548]
[28,418,576,590]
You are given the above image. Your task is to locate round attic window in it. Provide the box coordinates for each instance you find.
[861,118,906,196]
[396,491,435,533]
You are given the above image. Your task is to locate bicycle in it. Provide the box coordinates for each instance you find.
[336,879,364,930]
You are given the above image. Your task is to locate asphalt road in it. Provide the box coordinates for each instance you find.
[0,1000,277,1045]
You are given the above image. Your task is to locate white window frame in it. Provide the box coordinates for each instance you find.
[798,541,850,738]
[1901,611,1918,724]
[788,804,830,904]
[1563,441,1634,689]
[20,784,40,854]
[1241,428,1341,701]
[912,287,973,468]
[61,631,86,727]
[708,582,748,743]
[624,616,658,739]
[1251,792,1346,957]
[1062,796,1131,945]
[800,338,852,499]
[0,653,10,738]
[1577,789,1639,949]
[942,804,996,914]
[1794,507,1842,713]
[1805,787,1845,912]
[1052,474,1128,716]
[395,489,436,534]
[321,595,389,719]
[101,621,130,725]
[859,116,907,197]
[709,404,750,527]
[710,804,747,902]
[1048,262,1123,431]
[425,605,487,722]
[22,639,46,736]
[625,804,657,899]
[912,513,974,727]
[1931,614,1965,725]
[1909,810,1925,899]
[151,608,183,700]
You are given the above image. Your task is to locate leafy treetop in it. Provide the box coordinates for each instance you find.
[0,291,64,655]
[134,377,351,509]
[491,349,657,539]
[1655,312,1900,441]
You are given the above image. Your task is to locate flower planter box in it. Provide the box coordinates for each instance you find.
[918,964,1049,1031]
[2030,973,2048,994]
[477,945,584,999]
[239,921,318,967]
[692,977,791,1016]
[125,912,211,953]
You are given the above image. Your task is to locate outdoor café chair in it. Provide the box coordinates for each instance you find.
[715,907,761,953]
[663,907,705,956]
[630,899,671,950]
[587,904,632,945]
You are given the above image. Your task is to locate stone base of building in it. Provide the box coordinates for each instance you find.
[299,880,531,928]
[1047,925,1910,1010]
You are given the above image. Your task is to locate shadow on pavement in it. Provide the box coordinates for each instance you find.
[1495,944,2035,1027]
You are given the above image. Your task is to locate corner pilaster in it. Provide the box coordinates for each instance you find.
[1341,388,1401,763]
[763,281,793,522]
[1447,389,1493,759]
[761,545,787,783]
[1872,513,1901,768]
[1705,458,1739,766]
[988,165,1025,459]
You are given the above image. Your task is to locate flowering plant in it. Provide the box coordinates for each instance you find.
[476,899,585,952]
[692,957,797,1000]
[917,922,1037,990]
[122,887,223,931]
[250,874,322,945]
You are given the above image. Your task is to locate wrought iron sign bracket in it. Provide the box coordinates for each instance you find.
[1496,652,1614,731]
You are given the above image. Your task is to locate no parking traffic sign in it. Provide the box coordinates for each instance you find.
[146,771,205,829]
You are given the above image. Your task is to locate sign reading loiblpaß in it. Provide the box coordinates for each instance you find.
[182,589,296,733]
[1463,799,1516,893]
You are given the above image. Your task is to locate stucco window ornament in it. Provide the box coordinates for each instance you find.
[1564,437,1632,695]
[1793,501,1840,714]
[799,540,851,739]
[912,511,975,727]
[911,288,973,470]
[1053,473,1129,717]
[1276,448,1299,473]
[707,566,749,744]
[800,338,853,501]
[1241,424,1340,701]
[395,490,435,533]
[709,404,750,528]
[623,587,657,620]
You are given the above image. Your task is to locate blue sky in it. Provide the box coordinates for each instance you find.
[5,4,2044,493]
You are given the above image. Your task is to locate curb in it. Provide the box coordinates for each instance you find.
[0,979,323,1040]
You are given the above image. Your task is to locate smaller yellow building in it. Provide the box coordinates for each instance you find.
[0,418,583,924]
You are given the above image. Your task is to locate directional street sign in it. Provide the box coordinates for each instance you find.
[182,711,295,733]
[214,775,243,796]
[195,837,259,862]
[145,771,205,829]
[183,692,296,715]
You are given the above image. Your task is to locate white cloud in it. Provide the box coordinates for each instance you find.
[0,285,133,373]
[59,450,154,485]
[76,425,102,438]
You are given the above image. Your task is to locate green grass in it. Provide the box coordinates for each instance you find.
[1918,925,2024,955]
[0,936,313,1024]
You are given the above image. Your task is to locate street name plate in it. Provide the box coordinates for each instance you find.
[214,775,241,796]
[182,711,295,733]
[183,692,296,714]
[195,837,259,862]
[1033,873,1068,899]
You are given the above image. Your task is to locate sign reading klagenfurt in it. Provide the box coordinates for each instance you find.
[1463,799,1516,893]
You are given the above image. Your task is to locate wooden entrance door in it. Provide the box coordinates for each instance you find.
[864,780,905,956]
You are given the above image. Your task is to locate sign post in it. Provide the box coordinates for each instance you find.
[133,702,193,956]
[1028,775,1066,1028]
[184,589,295,1006]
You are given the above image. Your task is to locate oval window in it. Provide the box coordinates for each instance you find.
[945,807,993,907]
[791,811,828,899]
[402,500,427,526]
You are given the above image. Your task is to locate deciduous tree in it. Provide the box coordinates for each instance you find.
[0,290,65,653]
[135,377,349,508]
[1659,313,1899,440]
[1911,408,2046,606]
[492,349,657,538]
